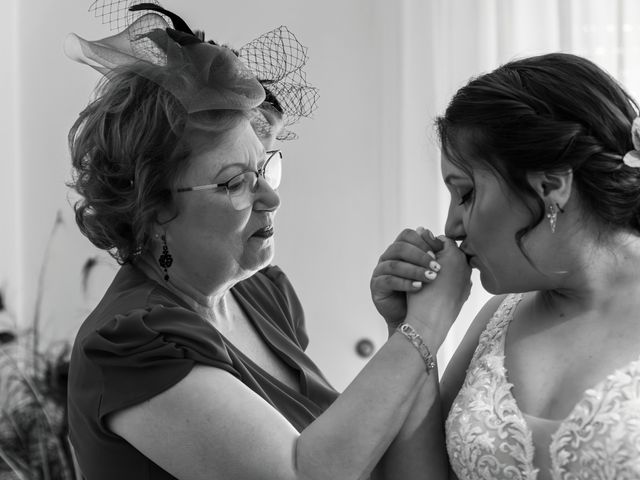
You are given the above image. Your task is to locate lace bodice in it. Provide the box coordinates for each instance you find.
[445,294,640,480]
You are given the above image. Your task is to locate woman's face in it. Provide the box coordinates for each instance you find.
[163,119,281,290]
[441,153,554,294]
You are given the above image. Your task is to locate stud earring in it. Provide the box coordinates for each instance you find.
[158,234,173,281]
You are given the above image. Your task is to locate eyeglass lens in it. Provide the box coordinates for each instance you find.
[227,151,282,210]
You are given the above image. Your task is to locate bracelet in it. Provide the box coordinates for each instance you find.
[396,322,437,374]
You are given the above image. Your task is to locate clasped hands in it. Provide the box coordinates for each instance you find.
[370,227,472,351]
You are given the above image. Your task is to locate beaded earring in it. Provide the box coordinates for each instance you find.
[158,234,173,281]
[546,203,564,234]
[546,204,558,233]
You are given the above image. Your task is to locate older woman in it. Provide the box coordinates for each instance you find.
[374,53,640,479]
[66,4,469,480]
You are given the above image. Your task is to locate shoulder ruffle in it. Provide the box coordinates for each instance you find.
[82,304,238,419]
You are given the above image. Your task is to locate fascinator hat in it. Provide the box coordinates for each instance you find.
[64,1,318,140]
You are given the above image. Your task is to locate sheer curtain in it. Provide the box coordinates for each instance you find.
[376,0,640,367]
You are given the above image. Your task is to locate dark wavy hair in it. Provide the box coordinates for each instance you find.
[436,53,640,251]
[68,67,263,264]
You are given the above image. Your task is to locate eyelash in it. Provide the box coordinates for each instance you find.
[458,190,474,205]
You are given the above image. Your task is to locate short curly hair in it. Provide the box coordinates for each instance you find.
[68,66,272,264]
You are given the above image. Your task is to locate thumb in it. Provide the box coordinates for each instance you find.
[437,235,458,248]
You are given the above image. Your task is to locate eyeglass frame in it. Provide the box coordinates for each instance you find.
[175,149,282,208]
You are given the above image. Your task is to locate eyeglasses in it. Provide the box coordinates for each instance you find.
[176,150,282,210]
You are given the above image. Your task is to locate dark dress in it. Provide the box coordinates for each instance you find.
[68,264,338,480]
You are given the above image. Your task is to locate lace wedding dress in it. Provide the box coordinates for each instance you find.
[445,294,640,479]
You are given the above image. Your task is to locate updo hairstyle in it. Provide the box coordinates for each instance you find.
[436,53,640,247]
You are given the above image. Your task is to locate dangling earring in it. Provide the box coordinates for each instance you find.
[158,234,173,281]
[546,203,564,233]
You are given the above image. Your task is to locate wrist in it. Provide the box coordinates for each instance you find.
[395,322,437,374]
[404,307,456,351]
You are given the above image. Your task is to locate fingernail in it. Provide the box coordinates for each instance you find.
[430,261,441,272]
[412,281,422,288]
[437,235,447,241]
[425,270,437,280]
[427,250,436,260]
[427,230,435,240]
[416,226,425,234]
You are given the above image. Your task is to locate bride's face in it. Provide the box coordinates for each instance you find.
[441,154,559,294]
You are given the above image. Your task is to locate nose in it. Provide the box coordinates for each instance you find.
[253,177,281,211]
[444,202,465,241]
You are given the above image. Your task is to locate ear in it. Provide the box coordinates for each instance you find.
[526,169,573,210]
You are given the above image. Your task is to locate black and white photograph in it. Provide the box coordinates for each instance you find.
[2,1,640,478]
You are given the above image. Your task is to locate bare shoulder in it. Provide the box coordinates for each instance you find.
[440,294,507,415]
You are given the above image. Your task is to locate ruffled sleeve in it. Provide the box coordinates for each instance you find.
[81,304,239,421]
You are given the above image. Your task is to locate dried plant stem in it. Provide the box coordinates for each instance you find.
[0,446,30,480]
[32,211,63,360]
[0,209,80,479]
[1,405,27,447]
[0,348,73,479]
[37,431,51,480]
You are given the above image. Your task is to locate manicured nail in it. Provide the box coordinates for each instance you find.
[412,281,422,288]
[427,250,436,260]
[425,270,437,280]
[430,261,441,272]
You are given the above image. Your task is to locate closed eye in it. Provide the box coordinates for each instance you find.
[225,174,249,192]
[458,189,474,205]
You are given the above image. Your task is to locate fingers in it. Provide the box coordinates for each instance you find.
[396,226,445,255]
[372,227,448,297]
[391,228,432,253]
[437,235,458,248]
[385,228,444,262]
[373,259,439,285]
[370,273,424,297]
[372,258,441,297]
[379,238,436,265]
[436,236,470,265]
[378,238,440,271]
[417,227,445,253]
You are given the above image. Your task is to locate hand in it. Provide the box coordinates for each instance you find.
[370,228,444,331]
[405,236,472,349]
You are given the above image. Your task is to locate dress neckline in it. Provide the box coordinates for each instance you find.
[496,293,640,425]
[493,293,640,470]
[133,263,308,397]
[224,285,307,397]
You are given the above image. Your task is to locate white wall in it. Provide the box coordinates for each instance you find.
[1,0,21,328]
